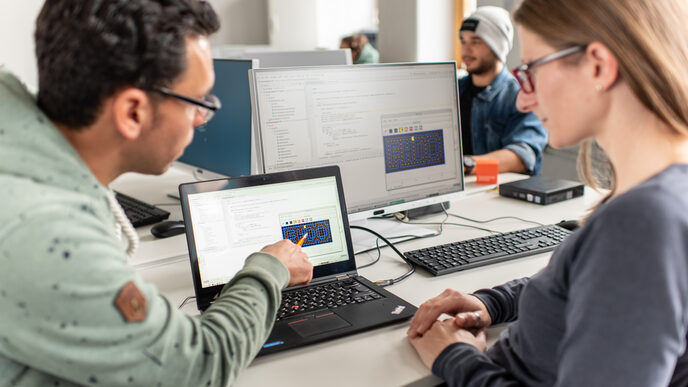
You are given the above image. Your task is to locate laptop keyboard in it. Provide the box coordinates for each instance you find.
[277,278,382,321]
[404,224,571,276]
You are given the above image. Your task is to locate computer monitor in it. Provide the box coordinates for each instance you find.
[249,63,464,250]
[240,49,353,68]
[176,58,258,179]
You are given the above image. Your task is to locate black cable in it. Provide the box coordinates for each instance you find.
[400,220,500,234]
[192,169,205,181]
[357,238,382,269]
[349,225,415,286]
[447,213,544,226]
[178,295,196,309]
[394,203,500,234]
[356,207,449,268]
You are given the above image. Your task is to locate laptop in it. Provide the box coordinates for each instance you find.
[179,165,417,356]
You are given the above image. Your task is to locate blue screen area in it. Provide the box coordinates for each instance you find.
[178,59,253,177]
[383,129,445,173]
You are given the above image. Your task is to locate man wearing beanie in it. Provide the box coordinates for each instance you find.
[458,6,547,175]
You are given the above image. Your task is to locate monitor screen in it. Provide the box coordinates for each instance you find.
[176,58,257,178]
[249,62,464,221]
[185,175,349,288]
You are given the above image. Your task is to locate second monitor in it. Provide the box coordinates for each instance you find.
[249,63,464,246]
[176,58,257,179]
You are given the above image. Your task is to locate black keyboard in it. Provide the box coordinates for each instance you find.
[404,224,571,276]
[115,191,170,228]
[277,278,382,321]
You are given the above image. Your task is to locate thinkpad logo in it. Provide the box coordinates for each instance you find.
[391,305,406,315]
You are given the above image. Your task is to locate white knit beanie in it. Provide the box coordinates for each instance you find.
[460,6,514,63]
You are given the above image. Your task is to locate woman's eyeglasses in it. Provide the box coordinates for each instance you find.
[512,45,586,94]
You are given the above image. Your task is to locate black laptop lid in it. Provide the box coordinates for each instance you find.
[179,166,357,307]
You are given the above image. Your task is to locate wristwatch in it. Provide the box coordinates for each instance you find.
[463,156,475,175]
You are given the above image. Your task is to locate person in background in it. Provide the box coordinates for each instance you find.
[0,1,312,386]
[408,0,688,385]
[340,33,380,64]
[458,6,547,175]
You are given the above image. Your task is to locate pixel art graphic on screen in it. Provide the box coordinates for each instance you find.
[383,129,445,173]
[281,219,333,247]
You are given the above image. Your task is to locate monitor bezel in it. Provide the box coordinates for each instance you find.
[248,62,466,221]
[179,165,357,308]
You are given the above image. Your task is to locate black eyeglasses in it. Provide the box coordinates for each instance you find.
[149,86,221,124]
[512,45,586,94]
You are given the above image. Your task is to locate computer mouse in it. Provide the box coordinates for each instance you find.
[556,219,580,231]
[150,220,186,239]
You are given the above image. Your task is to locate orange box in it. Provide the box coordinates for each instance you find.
[475,159,499,185]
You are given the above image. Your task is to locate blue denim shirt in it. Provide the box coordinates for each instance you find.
[459,68,548,175]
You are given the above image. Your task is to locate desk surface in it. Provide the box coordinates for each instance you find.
[111,166,602,387]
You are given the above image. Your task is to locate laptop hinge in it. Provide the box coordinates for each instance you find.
[286,271,357,290]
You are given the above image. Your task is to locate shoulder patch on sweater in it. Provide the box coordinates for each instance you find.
[114,281,147,322]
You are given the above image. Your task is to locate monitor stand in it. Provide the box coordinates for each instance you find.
[349,217,437,255]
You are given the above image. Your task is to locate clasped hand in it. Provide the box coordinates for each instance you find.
[406,289,492,369]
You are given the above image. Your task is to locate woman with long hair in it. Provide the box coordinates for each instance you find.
[407,1,688,385]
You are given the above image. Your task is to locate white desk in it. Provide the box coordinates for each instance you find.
[111,167,602,387]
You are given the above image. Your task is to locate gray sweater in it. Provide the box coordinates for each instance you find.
[434,164,688,386]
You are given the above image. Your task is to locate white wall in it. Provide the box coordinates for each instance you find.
[378,0,417,62]
[267,0,377,51]
[209,0,269,46]
[0,0,270,91]
[1,0,463,90]
[267,0,319,50]
[0,0,43,90]
[315,0,378,50]
[417,0,454,62]
[378,0,455,63]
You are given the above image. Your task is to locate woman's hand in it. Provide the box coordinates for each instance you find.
[409,318,488,369]
[407,289,492,338]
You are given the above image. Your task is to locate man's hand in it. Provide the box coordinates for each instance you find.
[261,239,313,286]
[409,318,488,369]
[407,289,491,338]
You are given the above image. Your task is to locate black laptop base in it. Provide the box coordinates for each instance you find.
[259,276,417,356]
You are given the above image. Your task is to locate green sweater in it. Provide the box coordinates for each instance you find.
[0,69,289,386]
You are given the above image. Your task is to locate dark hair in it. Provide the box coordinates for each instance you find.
[35,0,220,129]
[340,34,368,61]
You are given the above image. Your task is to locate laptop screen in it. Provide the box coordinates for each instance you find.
[180,167,355,293]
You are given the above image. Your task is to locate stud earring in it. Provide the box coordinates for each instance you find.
[595,84,603,92]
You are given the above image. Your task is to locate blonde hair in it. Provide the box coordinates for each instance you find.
[514,0,688,203]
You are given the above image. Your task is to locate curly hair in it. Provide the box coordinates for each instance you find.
[35,0,220,129]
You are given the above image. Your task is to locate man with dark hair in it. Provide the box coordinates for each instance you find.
[458,6,547,175]
[0,1,312,386]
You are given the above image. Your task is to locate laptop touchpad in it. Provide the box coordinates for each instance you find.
[288,311,351,337]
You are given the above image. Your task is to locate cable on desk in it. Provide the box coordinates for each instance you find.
[447,213,544,226]
[178,295,196,309]
[401,220,500,234]
[394,204,501,234]
[350,225,415,286]
[356,205,450,269]
[357,238,382,269]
